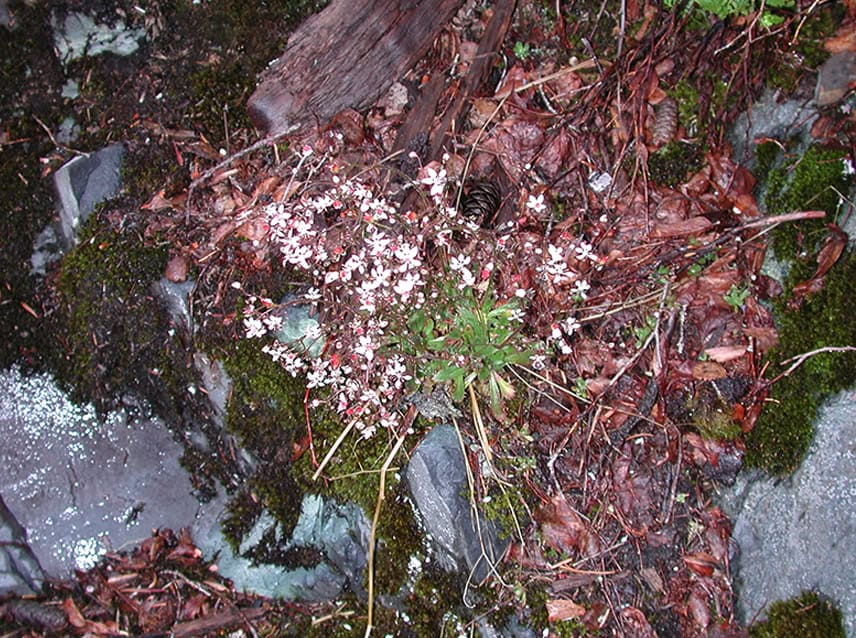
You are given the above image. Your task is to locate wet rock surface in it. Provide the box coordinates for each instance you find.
[721,389,856,637]
[0,366,226,579]
[406,424,506,585]
[0,494,45,596]
[208,494,370,601]
[31,144,125,275]
[51,10,145,67]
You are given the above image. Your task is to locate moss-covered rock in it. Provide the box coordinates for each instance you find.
[749,591,845,638]
[744,139,855,475]
[745,250,856,474]
[54,207,169,408]
[763,144,850,258]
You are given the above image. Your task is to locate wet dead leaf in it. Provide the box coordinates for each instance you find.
[620,606,658,637]
[702,346,746,363]
[825,22,856,53]
[651,216,713,238]
[63,598,120,635]
[546,598,586,622]
[683,552,718,577]
[535,493,600,557]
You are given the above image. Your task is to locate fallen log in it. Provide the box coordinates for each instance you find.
[247,0,464,137]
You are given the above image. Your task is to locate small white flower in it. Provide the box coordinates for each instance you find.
[572,279,591,300]
[509,308,525,322]
[457,267,476,289]
[306,360,329,388]
[305,287,321,301]
[420,166,447,198]
[262,315,283,332]
[394,242,420,271]
[562,316,581,336]
[243,317,266,339]
[530,353,547,370]
[394,272,422,298]
[526,193,547,214]
[449,254,471,272]
[575,241,597,262]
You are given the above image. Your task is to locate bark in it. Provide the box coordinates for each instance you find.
[247,0,464,137]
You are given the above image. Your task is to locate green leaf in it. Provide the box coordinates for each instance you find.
[434,364,464,382]
[426,336,447,350]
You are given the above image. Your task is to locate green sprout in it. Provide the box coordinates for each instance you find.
[666,0,795,27]
[724,283,750,311]
[634,314,658,349]
[513,41,531,60]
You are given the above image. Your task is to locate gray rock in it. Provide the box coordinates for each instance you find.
[720,389,856,637]
[728,88,818,168]
[0,0,10,30]
[817,52,856,107]
[153,277,195,334]
[407,389,462,421]
[52,12,145,66]
[0,493,45,595]
[406,424,506,585]
[0,366,225,577]
[53,144,124,249]
[273,297,324,358]
[205,493,369,601]
[193,352,232,429]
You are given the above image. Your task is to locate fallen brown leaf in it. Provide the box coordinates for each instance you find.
[683,552,718,577]
[546,598,586,622]
[703,345,746,363]
[692,361,728,380]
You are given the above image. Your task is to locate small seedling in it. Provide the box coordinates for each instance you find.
[724,284,750,311]
[513,41,531,60]
[634,314,658,349]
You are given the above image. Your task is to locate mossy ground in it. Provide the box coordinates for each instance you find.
[745,250,856,474]
[53,206,168,407]
[748,591,845,638]
[744,143,855,474]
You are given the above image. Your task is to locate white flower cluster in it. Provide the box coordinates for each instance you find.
[238,149,604,438]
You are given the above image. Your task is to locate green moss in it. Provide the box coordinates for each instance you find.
[749,591,845,638]
[220,488,264,552]
[764,145,850,258]
[54,208,169,408]
[668,76,730,139]
[647,141,703,187]
[692,403,742,441]
[745,251,856,474]
[745,140,855,474]
[753,140,781,180]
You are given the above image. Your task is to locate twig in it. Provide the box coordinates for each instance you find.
[776,346,856,380]
[184,130,292,221]
[364,408,413,638]
[312,417,357,481]
[33,115,88,157]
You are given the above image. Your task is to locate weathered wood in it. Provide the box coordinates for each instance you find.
[428,0,517,159]
[247,0,464,137]
[393,0,517,162]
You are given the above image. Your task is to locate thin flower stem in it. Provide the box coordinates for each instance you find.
[312,416,357,481]
[774,346,856,382]
[364,420,409,638]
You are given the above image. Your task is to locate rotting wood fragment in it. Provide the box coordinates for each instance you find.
[247,0,464,137]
